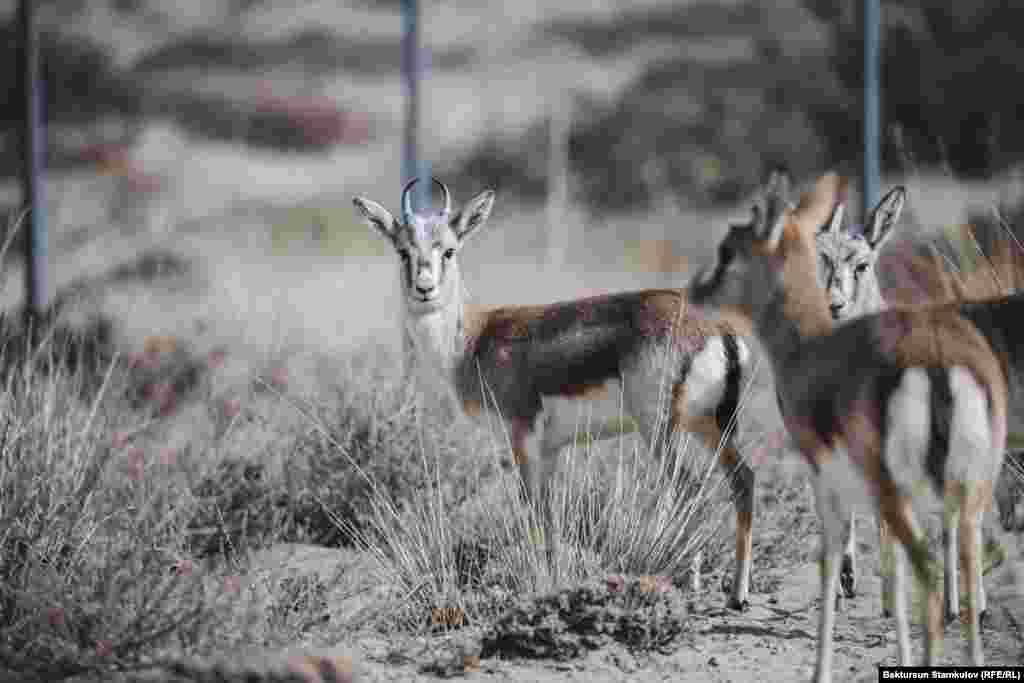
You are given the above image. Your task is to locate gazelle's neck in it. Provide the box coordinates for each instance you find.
[402,281,467,384]
[753,235,835,366]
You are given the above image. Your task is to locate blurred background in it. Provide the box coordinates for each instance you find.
[0,0,1023,351]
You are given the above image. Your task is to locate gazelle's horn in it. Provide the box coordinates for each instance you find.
[401,176,419,223]
[432,177,451,216]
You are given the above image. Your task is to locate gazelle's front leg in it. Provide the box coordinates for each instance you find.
[511,414,560,576]
[811,475,846,683]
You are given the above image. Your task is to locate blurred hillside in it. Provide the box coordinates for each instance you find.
[0,0,1020,220]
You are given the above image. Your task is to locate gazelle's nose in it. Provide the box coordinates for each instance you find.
[829,302,845,318]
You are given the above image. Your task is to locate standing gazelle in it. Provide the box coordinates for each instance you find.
[816,189,1024,620]
[354,177,759,607]
[688,171,1009,680]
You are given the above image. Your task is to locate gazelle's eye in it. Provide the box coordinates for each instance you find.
[443,248,455,260]
[855,263,869,276]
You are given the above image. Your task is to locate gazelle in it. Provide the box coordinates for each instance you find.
[353,177,759,607]
[824,196,1024,619]
[687,170,1009,679]
[806,179,907,608]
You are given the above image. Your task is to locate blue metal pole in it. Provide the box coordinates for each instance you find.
[18,0,47,320]
[401,0,430,211]
[863,0,880,221]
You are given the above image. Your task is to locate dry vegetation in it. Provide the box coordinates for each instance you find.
[0,1,1022,681]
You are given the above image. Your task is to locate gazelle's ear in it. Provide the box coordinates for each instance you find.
[753,177,789,251]
[864,186,906,250]
[451,190,495,242]
[353,197,399,243]
[819,202,845,236]
[793,172,845,239]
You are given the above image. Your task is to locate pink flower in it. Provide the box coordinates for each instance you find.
[207,349,227,369]
[125,447,145,481]
[46,607,65,627]
[269,366,289,389]
[111,431,131,449]
[174,558,194,577]
[222,398,241,419]
[158,448,177,467]
[127,351,160,370]
[95,639,113,658]
[145,382,177,415]
[605,574,625,593]
[223,575,241,594]
[655,575,673,593]
[496,345,512,365]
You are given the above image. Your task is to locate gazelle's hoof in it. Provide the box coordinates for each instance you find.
[979,609,991,628]
[727,597,750,612]
[839,554,857,598]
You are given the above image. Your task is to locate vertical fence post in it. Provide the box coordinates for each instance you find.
[18,0,48,322]
[401,0,430,210]
[863,0,881,222]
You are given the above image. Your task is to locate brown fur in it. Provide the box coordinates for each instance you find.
[783,175,1007,446]
[886,221,1024,307]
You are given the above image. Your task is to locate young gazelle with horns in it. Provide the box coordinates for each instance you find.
[353,177,759,607]
[687,171,1009,679]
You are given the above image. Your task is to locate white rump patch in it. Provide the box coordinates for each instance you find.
[684,337,728,416]
[947,366,996,484]
[883,368,932,496]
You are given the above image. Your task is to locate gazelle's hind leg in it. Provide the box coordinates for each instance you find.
[880,367,942,663]
[840,510,857,600]
[689,416,754,610]
[879,489,943,665]
[943,486,961,623]
[947,366,999,665]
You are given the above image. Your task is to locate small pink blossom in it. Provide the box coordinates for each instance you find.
[174,559,194,577]
[605,574,625,593]
[223,575,241,594]
[158,448,177,466]
[125,447,145,481]
[127,351,160,370]
[269,366,289,389]
[111,431,131,449]
[145,381,177,415]
[46,607,65,627]
[496,345,512,365]
[221,398,242,420]
[207,349,227,369]
[95,639,113,658]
